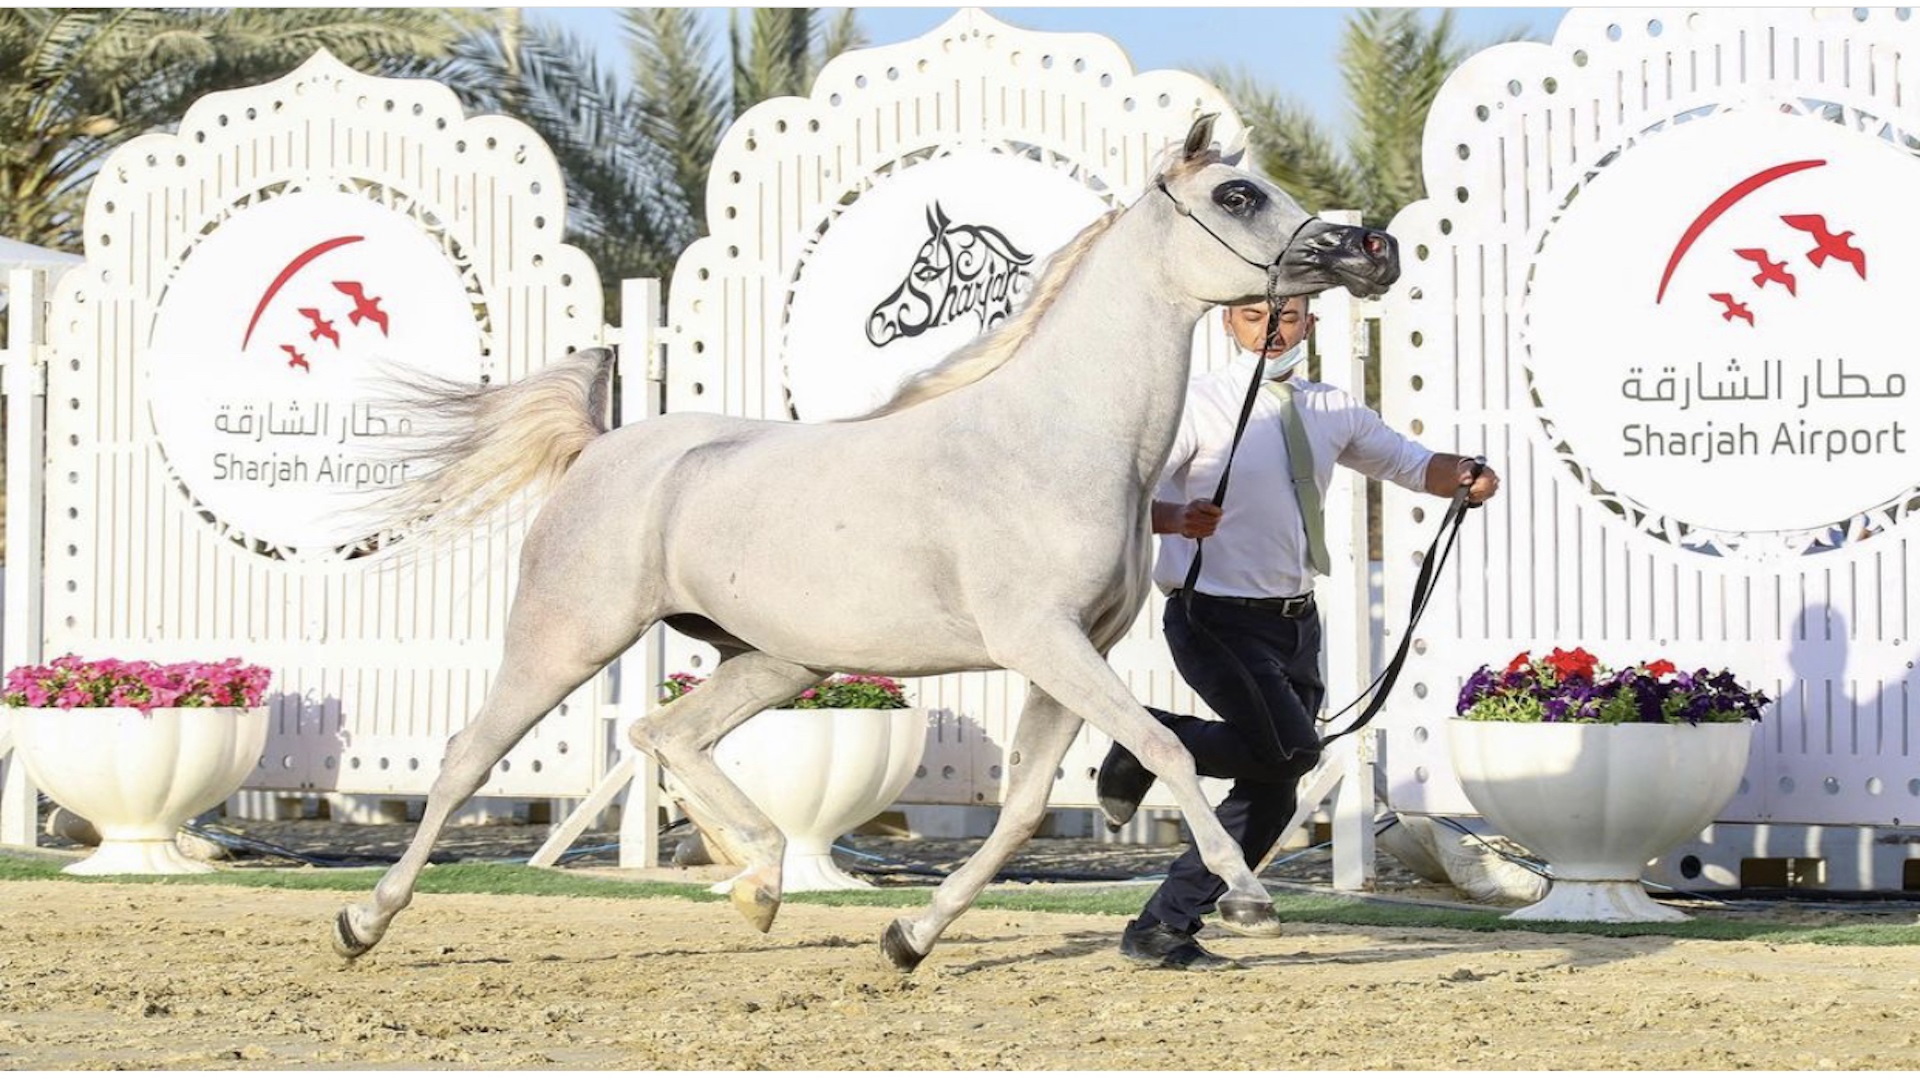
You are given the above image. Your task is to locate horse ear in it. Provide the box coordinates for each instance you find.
[1221,125,1250,168]
[1183,113,1219,161]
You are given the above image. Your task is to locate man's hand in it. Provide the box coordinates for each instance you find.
[1462,461,1499,507]
[1424,454,1499,505]
[1152,499,1224,538]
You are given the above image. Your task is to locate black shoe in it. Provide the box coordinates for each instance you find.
[1096,740,1157,830]
[1119,922,1241,971]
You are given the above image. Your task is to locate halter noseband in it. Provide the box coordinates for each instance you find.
[1155,179,1321,304]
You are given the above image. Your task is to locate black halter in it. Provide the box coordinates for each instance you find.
[1155,180,1321,305]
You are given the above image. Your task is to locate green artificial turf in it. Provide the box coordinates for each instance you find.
[5,852,1919,946]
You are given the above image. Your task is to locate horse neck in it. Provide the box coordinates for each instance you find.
[984,211,1209,485]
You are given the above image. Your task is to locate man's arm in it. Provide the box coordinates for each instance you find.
[1423,452,1500,505]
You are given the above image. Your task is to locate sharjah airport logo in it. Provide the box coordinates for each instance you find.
[1658,160,1867,330]
[865,203,1036,348]
[1523,111,1917,539]
[242,235,394,374]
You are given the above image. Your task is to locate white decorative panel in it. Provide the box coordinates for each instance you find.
[42,52,609,798]
[1381,8,1920,833]
[655,9,1268,807]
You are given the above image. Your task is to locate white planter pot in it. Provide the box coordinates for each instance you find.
[1447,718,1755,922]
[676,707,927,893]
[12,706,269,876]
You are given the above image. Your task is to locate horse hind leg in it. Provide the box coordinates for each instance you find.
[628,650,825,934]
[882,685,1083,973]
[332,588,653,959]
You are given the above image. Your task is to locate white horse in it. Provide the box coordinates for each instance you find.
[332,115,1400,971]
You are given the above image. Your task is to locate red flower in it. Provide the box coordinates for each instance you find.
[1643,659,1677,678]
[1545,647,1599,681]
[1504,651,1532,675]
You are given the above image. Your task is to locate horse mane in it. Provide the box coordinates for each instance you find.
[856,148,1223,420]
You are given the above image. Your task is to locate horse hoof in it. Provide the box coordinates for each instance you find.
[1216,898,1283,937]
[730,875,781,934]
[880,919,926,973]
[332,907,374,960]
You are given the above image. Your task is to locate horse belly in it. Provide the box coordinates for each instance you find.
[669,512,993,675]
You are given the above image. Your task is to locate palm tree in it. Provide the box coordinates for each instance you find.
[1210,9,1532,230]
[0,8,485,254]
[478,8,867,300]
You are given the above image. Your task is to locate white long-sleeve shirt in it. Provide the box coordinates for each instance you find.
[1152,351,1434,599]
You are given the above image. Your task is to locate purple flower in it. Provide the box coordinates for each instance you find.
[1456,648,1767,727]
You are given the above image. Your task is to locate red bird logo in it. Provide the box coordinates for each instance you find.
[1732,248,1796,295]
[1781,214,1867,279]
[1708,292,1754,326]
[332,281,391,335]
[297,307,340,347]
[281,345,310,372]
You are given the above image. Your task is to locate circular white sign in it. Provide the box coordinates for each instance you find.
[146,192,483,554]
[1525,110,1920,535]
[782,151,1111,420]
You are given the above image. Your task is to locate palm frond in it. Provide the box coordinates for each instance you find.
[627,8,726,238]
[1206,66,1364,219]
[813,8,868,79]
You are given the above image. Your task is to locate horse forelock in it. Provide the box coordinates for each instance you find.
[855,204,1125,419]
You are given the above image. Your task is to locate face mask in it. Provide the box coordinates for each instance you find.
[1262,341,1307,381]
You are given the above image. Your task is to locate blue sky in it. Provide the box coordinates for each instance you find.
[532,7,1570,136]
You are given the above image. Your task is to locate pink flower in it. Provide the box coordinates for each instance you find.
[4,655,272,711]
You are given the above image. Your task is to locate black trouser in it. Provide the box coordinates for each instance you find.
[1133,593,1325,935]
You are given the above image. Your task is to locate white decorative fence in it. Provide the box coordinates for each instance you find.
[16,7,1911,892]
[3,51,616,850]
[651,8,1373,832]
[0,12,1380,875]
[1380,6,1920,889]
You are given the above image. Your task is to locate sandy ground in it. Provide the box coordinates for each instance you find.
[4,872,1920,1071]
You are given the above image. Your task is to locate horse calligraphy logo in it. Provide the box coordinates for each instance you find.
[866,203,1036,347]
[243,235,394,374]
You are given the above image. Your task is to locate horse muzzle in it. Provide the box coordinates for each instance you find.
[1292,224,1401,299]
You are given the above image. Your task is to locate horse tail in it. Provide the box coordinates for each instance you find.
[378,347,615,537]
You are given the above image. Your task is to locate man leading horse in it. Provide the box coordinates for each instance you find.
[1099,291,1501,970]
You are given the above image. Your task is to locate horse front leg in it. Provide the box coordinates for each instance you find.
[628,650,825,933]
[882,685,1083,973]
[993,624,1281,936]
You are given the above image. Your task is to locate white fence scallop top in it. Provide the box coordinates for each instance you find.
[41,52,610,799]
[1381,7,1920,827]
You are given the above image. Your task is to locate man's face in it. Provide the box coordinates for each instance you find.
[1224,298,1313,357]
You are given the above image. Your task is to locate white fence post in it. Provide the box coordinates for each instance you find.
[531,277,667,870]
[613,277,666,869]
[1,267,48,848]
[1255,215,1380,887]
[1316,212,1378,890]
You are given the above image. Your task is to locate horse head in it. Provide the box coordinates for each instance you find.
[1149,113,1400,306]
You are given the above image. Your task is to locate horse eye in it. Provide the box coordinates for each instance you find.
[1211,182,1264,215]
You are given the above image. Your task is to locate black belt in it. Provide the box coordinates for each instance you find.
[1170,588,1315,618]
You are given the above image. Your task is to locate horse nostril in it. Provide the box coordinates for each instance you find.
[1363,233,1386,256]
